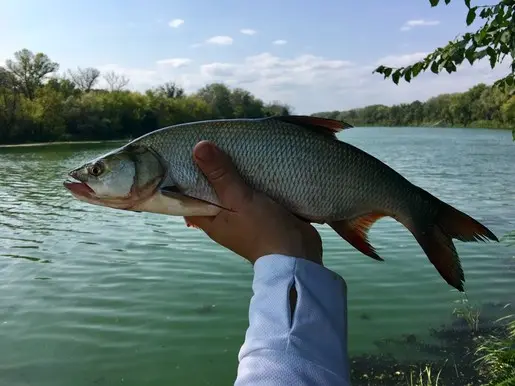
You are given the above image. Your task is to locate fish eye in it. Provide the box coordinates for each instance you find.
[88,162,104,177]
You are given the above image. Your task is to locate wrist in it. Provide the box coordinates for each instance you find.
[251,253,323,266]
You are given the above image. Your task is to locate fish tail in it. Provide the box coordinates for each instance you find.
[405,189,498,292]
[329,188,498,292]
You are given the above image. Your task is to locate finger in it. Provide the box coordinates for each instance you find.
[192,141,253,208]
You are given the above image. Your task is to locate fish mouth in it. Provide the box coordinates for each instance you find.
[63,177,95,198]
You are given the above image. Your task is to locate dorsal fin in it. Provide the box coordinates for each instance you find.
[270,115,353,136]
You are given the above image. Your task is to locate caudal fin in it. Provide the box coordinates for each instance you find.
[409,196,498,292]
[329,193,498,292]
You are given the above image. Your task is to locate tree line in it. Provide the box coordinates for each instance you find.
[1,48,513,146]
[312,82,514,130]
[0,49,291,145]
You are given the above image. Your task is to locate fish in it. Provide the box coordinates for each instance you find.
[63,115,499,291]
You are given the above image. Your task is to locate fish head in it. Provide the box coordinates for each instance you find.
[63,144,167,210]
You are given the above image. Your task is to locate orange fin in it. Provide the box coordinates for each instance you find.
[272,115,353,136]
[329,213,386,261]
[405,190,499,292]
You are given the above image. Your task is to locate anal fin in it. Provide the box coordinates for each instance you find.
[329,213,386,261]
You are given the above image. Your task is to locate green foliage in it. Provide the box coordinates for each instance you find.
[406,365,443,386]
[4,49,59,100]
[0,49,291,145]
[374,0,515,93]
[312,82,515,129]
[475,312,515,386]
[453,296,481,332]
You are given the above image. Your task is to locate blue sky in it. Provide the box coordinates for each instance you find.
[0,0,509,113]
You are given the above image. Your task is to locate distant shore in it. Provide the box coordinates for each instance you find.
[0,139,128,148]
[1,124,512,148]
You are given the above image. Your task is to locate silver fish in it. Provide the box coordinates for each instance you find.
[64,115,498,291]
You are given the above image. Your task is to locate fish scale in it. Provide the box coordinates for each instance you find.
[64,115,499,292]
[137,118,389,220]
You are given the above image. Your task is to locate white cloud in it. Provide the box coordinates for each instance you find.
[156,58,192,68]
[401,19,440,31]
[205,35,233,45]
[96,52,510,115]
[240,29,257,35]
[168,19,184,28]
[375,52,429,67]
[273,40,287,45]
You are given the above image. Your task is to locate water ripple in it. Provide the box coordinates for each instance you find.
[0,130,514,386]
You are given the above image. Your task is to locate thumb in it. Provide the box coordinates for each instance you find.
[192,141,253,208]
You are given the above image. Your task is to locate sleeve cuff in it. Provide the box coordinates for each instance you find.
[240,254,349,378]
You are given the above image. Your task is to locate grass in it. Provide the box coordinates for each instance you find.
[453,296,481,332]
[474,309,515,386]
[406,365,443,386]
[349,298,515,386]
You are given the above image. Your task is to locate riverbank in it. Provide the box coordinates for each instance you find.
[349,300,514,386]
[350,122,513,130]
[1,123,512,148]
[0,139,128,148]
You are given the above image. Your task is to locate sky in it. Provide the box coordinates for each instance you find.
[0,0,509,114]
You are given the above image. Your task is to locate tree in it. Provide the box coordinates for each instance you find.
[44,77,79,99]
[0,67,21,142]
[67,67,100,92]
[311,82,514,129]
[103,71,129,91]
[152,82,185,99]
[263,101,292,116]
[196,83,235,118]
[5,49,59,100]
[374,0,514,92]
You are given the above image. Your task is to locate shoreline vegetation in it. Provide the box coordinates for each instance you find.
[1,49,514,147]
[349,298,515,386]
[312,82,514,133]
[2,48,514,385]
[0,124,510,149]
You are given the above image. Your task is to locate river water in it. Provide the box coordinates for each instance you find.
[0,127,513,386]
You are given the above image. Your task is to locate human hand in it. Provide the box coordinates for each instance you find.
[184,141,323,266]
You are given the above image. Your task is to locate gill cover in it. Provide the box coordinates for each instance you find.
[67,143,167,208]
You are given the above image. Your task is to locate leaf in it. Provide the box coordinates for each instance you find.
[489,54,496,68]
[465,48,476,65]
[404,67,412,82]
[444,0,451,4]
[374,65,386,74]
[500,43,510,54]
[467,7,477,25]
[464,0,470,7]
[486,46,497,68]
[412,62,423,77]
[392,71,401,85]
[384,67,393,77]
[444,61,457,73]
[431,61,440,74]
[475,49,489,60]
[429,0,439,6]
[500,30,510,44]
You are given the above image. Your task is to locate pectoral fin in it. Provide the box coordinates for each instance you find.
[129,186,224,217]
[159,186,228,216]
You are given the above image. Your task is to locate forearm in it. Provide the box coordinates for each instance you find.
[235,254,350,386]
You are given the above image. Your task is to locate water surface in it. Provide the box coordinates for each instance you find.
[0,127,513,386]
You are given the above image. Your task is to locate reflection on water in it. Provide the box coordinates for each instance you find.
[0,129,514,386]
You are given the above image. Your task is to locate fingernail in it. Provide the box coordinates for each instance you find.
[196,142,217,162]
